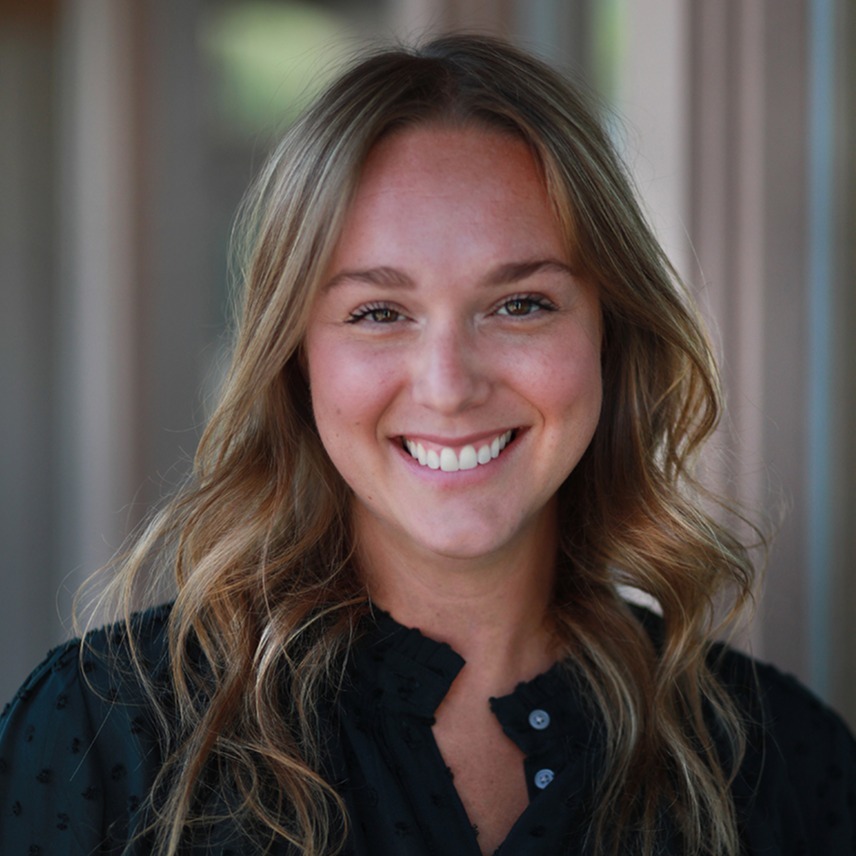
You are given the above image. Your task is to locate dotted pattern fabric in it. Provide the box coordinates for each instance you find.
[1,605,854,854]
[0,607,171,854]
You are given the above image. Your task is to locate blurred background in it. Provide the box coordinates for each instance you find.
[1,0,854,726]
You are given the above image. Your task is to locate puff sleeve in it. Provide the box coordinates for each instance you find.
[724,655,856,855]
[0,615,168,855]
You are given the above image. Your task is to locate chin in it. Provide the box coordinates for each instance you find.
[409,523,520,564]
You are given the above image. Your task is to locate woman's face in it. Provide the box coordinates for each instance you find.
[303,124,602,569]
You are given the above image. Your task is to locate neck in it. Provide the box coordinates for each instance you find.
[358,517,559,695]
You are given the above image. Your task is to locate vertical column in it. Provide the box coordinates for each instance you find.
[823,0,856,723]
[688,1,812,672]
[752,1,811,676]
[56,0,141,616]
[610,0,691,282]
[0,2,61,698]
[139,0,213,511]
[807,0,835,693]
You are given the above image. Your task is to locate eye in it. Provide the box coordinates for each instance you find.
[347,303,405,324]
[494,294,557,317]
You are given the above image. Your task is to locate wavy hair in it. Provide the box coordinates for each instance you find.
[97,34,759,855]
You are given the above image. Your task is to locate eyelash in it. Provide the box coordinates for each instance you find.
[494,294,557,317]
[347,302,404,324]
[345,293,557,325]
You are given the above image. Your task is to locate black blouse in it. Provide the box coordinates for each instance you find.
[1,604,855,854]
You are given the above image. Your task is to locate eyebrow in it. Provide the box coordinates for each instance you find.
[488,258,576,285]
[322,258,576,291]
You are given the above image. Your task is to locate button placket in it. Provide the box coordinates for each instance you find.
[528,709,550,730]
[533,768,555,789]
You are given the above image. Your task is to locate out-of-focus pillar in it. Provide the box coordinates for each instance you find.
[0,0,62,699]
[688,2,773,656]
[56,0,142,617]
[609,0,691,283]
[821,0,856,723]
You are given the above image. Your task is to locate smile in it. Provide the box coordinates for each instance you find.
[402,430,515,472]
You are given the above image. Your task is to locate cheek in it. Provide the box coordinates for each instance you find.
[306,338,398,448]
[520,336,603,418]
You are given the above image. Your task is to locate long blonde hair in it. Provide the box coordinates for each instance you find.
[98,34,758,855]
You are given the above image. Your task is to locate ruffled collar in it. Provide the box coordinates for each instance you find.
[345,609,602,751]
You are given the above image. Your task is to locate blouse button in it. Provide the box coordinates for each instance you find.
[528,709,551,730]
[534,768,555,789]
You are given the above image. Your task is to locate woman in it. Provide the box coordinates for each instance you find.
[1,34,853,856]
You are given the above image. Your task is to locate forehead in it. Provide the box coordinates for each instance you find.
[328,123,567,274]
[357,122,546,201]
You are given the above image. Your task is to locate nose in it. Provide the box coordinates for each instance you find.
[410,323,490,414]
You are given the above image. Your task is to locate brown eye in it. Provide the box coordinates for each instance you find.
[347,303,405,324]
[503,298,533,316]
[368,307,399,323]
[496,296,554,317]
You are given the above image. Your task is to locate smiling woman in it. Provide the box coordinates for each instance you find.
[1,33,854,856]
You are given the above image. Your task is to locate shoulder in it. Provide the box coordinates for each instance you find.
[712,643,856,855]
[0,603,173,853]
[632,606,856,853]
[711,640,855,763]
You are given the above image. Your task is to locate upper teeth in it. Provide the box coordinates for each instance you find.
[404,430,514,472]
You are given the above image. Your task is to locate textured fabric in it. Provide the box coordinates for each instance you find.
[1,604,854,854]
